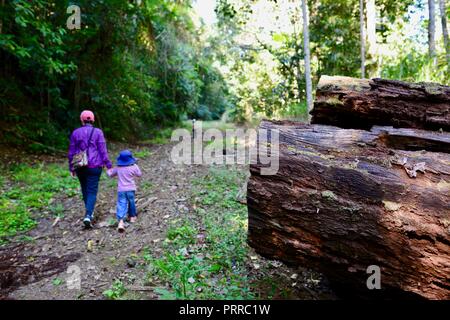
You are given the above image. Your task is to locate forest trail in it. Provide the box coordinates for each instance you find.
[0,141,335,300]
[2,143,203,299]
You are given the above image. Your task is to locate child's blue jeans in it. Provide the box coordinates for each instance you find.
[116,191,137,221]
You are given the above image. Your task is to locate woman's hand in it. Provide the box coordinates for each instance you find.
[70,171,76,178]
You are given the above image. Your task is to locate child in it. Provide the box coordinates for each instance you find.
[107,150,142,232]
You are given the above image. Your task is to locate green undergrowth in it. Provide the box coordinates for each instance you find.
[143,126,184,145]
[144,166,253,299]
[103,280,127,300]
[0,163,79,243]
[133,148,152,159]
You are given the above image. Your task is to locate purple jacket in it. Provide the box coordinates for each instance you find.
[68,124,112,172]
[107,165,142,192]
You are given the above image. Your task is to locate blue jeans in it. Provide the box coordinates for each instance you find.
[76,167,102,220]
[116,191,137,221]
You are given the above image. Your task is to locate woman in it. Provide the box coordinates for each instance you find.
[68,110,112,228]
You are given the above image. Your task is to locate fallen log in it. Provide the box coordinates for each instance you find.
[311,76,450,131]
[247,120,450,299]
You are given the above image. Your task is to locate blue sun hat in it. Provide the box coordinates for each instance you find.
[116,150,137,166]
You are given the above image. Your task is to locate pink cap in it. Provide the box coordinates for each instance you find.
[80,110,95,122]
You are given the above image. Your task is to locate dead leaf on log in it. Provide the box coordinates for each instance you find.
[404,161,427,178]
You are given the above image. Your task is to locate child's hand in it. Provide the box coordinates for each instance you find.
[106,168,114,177]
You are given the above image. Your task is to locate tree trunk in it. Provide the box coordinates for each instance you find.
[429,0,437,65]
[310,75,450,131]
[301,0,313,120]
[439,0,450,67]
[247,120,450,299]
[366,0,377,63]
[359,0,366,78]
[0,0,5,35]
[74,68,81,112]
[366,0,379,76]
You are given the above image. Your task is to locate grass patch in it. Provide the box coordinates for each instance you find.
[145,166,253,299]
[49,203,65,217]
[182,120,237,132]
[103,280,127,300]
[0,163,79,243]
[166,223,197,245]
[52,277,64,286]
[133,148,152,159]
[140,181,154,192]
[143,127,175,145]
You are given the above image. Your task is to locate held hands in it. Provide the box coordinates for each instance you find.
[106,168,114,177]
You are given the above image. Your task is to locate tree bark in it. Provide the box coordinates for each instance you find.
[359,0,366,78]
[247,120,450,299]
[310,75,450,131]
[429,0,437,65]
[301,0,313,120]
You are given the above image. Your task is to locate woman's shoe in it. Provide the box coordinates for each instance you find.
[83,217,93,229]
[129,217,137,223]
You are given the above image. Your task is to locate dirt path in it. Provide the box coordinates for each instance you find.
[1,142,335,300]
[2,143,204,299]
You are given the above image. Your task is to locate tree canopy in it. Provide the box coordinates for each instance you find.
[0,0,448,150]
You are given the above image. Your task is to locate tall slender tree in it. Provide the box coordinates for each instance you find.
[428,0,437,64]
[439,0,449,66]
[359,0,366,78]
[366,0,377,56]
[301,0,313,120]
[366,0,377,76]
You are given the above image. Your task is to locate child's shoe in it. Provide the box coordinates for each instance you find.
[129,216,137,223]
[118,220,125,233]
